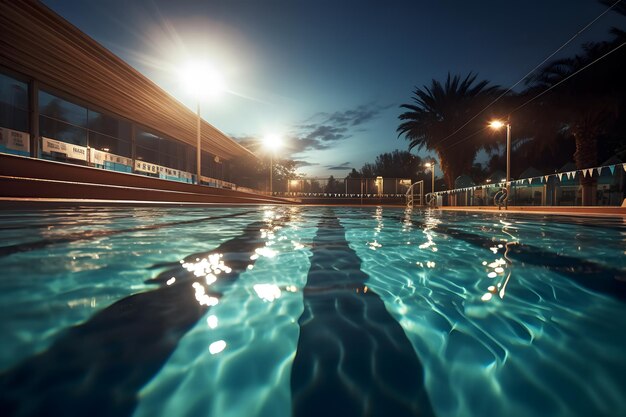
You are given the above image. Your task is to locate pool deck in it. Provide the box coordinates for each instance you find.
[435,205,626,218]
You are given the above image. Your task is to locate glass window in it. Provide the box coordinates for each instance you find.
[39,116,88,146]
[135,146,158,164]
[136,129,160,151]
[88,110,131,140]
[39,91,87,128]
[0,72,28,133]
[89,132,131,157]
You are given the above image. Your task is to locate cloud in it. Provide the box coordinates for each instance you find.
[233,102,390,160]
[305,125,349,142]
[294,160,319,167]
[289,102,389,156]
[325,162,352,170]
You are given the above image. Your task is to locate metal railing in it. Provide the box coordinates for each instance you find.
[405,180,424,207]
[272,177,413,198]
[430,162,625,207]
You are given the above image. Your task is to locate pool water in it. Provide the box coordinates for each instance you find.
[0,205,624,417]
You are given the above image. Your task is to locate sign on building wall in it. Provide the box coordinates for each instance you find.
[42,137,87,161]
[0,127,30,152]
[134,159,159,174]
[90,148,132,167]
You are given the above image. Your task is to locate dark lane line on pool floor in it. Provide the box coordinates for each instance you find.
[0,209,257,258]
[388,213,626,301]
[0,212,289,417]
[291,209,435,417]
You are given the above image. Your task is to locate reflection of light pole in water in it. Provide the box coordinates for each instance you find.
[262,134,282,194]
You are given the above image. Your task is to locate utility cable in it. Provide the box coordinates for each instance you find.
[432,0,623,146]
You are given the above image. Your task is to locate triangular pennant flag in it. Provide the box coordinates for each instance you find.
[566,172,571,180]
[583,169,588,177]
[557,173,563,181]
[596,167,602,176]
[528,177,533,184]
[570,171,576,179]
[623,163,626,172]
[609,165,615,175]
[544,175,549,182]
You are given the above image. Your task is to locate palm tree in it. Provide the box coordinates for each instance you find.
[397,73,502,189]
[526,40,623,204]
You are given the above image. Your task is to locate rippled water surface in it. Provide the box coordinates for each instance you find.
[0,205,624,417]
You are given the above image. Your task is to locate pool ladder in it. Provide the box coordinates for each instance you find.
[405,180,424,208]
[494,187,509,210]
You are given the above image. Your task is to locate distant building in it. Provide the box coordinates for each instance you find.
[0,1,255,190]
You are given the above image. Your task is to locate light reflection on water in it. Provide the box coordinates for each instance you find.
[343,206,626,417]
[0,206,624,417]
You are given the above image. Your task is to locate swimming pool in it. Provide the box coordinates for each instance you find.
[0,205,624,417]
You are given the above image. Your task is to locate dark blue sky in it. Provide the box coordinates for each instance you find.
[43,0,623,177]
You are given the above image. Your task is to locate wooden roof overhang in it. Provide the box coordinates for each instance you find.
[0,0,255,161]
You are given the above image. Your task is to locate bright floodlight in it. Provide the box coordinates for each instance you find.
[425,162,432,168]
[489,120,505,129]
[263,134,282,151]
[180,61,226,98]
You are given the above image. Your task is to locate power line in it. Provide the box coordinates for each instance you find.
[433,0,623,146]
[444,40,626,151]
[510,41,626,113]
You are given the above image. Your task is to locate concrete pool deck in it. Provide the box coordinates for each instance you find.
[434,205,626,218]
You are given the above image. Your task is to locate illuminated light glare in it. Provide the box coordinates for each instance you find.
[426,261,436,268]
[292,241,304,250]
[209,340,227,355]
[206,315,218,329]
[253,284,282,302]
[263,134,283,151]
[432,247,438,252]
[495,267,505,274]
[482,261,487,266]
[166,277,176,286]
[489,120,505,129]
[488,285,496,291]
[250,254,259,260]
[247,265,254,270]
[192,282,219,306]
[285,285,298,293]
[368,240,382,250]
[488,272,497,278]
[180,61,226,99]
[490,246,499,254]
[205,274,217,285]
[481,292,493,301]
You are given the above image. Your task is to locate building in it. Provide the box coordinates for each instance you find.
[0,1,282,204]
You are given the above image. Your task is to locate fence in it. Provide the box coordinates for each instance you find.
[431,162,626,207]
[271,177,413,199]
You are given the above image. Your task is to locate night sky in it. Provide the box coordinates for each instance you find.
[42,0,622,177]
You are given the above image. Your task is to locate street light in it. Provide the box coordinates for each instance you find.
[489,120,511,207]
[263,134,282,194]
[424,160,436,195]
[180,62,225,184]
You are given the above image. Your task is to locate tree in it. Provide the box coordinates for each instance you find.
[325,175,340,193]
[525,39,624,203]
[397,73,503,189]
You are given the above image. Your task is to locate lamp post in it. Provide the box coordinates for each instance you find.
[489,120,511,207]
[179,62,225,185]
[263,134,282,194]
[425,160,436,195]
[196,102,202,183]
